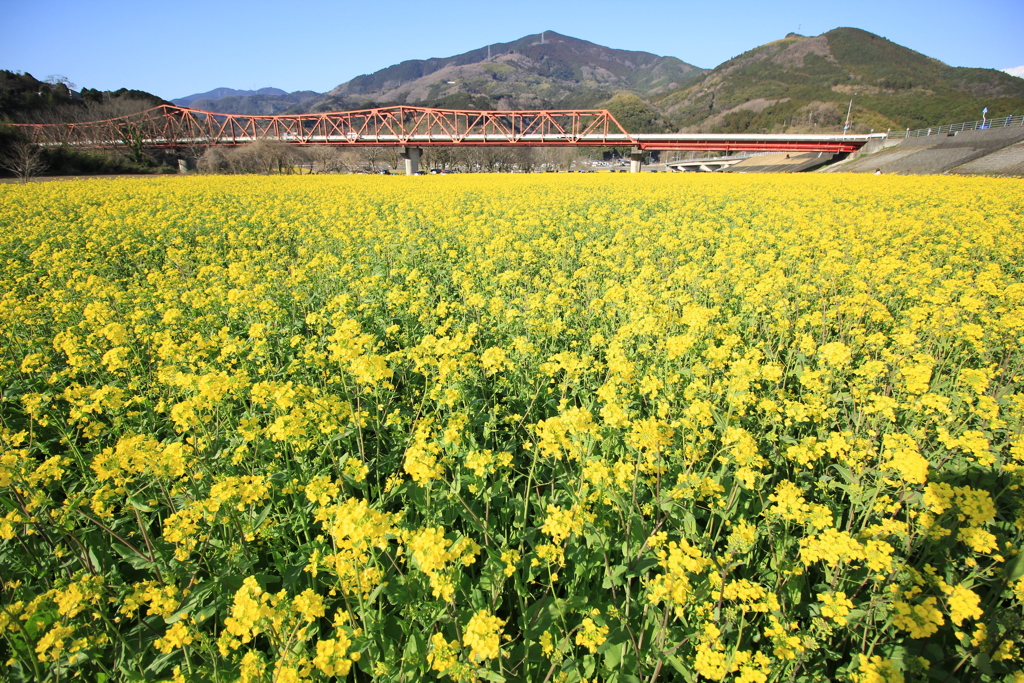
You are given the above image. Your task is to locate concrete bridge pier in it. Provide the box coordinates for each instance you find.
[401,146,422,175]
[630,147,643,173]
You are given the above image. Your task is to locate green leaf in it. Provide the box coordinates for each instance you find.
[1004,551,1024,583]
[144,648,179,675]
[477,669,506,683]
[111,543,157,571]
[602,564,627,589]
[252,502,274,530]
[253,573,281,587]
[280,562,307,592]
[127,495,155,512]
[626,557,660,578]
[365,580,387,605]
[603,641,624,669]
[402,631,426,674]
[583,653,596,679]
[682,511,697,536]
[168,580,220,624]
[667,655,694,682]
[846,608,868,622]
[973,652,993,676]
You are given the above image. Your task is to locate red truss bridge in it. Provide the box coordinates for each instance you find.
[14,104,884,173]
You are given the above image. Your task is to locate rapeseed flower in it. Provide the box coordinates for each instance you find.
[2,173,1022,682]
[463,610,504,662]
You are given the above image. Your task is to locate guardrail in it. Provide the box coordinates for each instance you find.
[888,114,1024,139]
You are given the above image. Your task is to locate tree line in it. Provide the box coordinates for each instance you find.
[0,70,178,181]
[196,141,589,175]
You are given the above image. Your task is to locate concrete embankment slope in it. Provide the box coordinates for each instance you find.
[724,152,835,173]
[822,125,1024,176]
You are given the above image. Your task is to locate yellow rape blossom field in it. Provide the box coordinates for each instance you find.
[1,173,1024,683]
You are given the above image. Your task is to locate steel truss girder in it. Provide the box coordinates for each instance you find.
[16,104,634,148]
[14,104,869,154]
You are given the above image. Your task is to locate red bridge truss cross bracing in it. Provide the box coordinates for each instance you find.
[15,104,877,155]
[18,104,633,148]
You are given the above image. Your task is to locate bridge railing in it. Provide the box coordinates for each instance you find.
[888,114,1024,139]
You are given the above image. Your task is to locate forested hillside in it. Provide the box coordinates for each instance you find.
[656,28,1024,133]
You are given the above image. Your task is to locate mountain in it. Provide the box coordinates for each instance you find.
[655,28,1024,133]
[172,87,288,106]
[170,87,322,115]
[311,31,705,112]
[182,91,321,115]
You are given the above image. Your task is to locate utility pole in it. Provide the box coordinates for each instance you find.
[843,99,853,136]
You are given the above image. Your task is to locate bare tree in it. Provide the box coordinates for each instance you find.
[197,147,230,174]
[462,147,487,172]
[212,140,306,174]
[382,147,404,173]
[308,146,358,174]
[426,146,458,171]
[44,75,77,90]
[79,97,158,124]
[22,97,165,166]
[536,147,579,171]
[449,146,475,172]
[0,140,47,183]
[224,145,260,174]
[491,147,518,173]
[284,145,308,174]
[358,146,387,172]
[465,146,518,173]
[172,134,210,171]
[511,146,535,172]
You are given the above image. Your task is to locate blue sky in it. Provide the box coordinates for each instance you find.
[3,0,1022,100]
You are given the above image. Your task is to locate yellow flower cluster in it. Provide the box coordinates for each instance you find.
[406,526,480,601]
[462,609,505,662]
